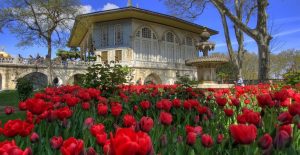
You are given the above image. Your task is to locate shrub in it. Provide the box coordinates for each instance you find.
[175,73,198,87]
[283,70,300,85]
[81,62,132,95]
[16,77,33,101]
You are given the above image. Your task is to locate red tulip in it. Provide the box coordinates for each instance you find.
[186,132,197,145]
[274,130,291,149]
[30,132,39,143]
[288,102,300,116]
[140,100,151,110]
[258,134,273,150]
[3,119,34,137]
[81,102,90,110]
[224,109,234,117]
[19,102,27,110]
[201,134,214,148]
[84,117,94,128]
[65,96,80,107]
[279,125,292,136]
[96,133,107,146]
[278,112,293,125]
[139,116,154,133]
[60,137,84,155]
[111,103,122,117]
[25,98,47,115]
[217,134,224,144]
[156,99,172,111]
[97,104,108,116]
[133,105,138,112]
[229,124,257,144]
[90,123,105,137]
[123,114,136,127]
[185,125,194,134]
[109,128,153,155]
[231,98,240,106]
[50,136,63,149]
[159,112,172,125]
[172,99,181,108]
[56,107,73,120]
[0,140,32,155]
[216,97,227,107]
[86,147,97,155]
[4,106,14,115]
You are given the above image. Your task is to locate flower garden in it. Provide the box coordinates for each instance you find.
[1,84,300,155]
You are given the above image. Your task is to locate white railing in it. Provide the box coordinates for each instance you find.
[0,57,94,68]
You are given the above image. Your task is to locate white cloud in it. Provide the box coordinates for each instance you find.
[78,5,94,14]
[273,28,300,37]
[102,3,119,11]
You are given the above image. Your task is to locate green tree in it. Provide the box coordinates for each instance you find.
[0,0,81,85]
[165,0,272,82]
[81,62,132,96]
[16,78,33,101]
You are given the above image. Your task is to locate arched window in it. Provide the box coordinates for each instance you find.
[114,24,123,45]
[166,32,174,42]
[142,27,152,39]
[134,26,158,61]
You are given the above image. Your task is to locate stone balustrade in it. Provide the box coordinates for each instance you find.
[0,57,95,68]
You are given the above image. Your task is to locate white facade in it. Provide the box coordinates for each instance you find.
[80,19,199,84]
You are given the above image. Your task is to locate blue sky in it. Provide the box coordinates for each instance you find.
[1,0,300,57]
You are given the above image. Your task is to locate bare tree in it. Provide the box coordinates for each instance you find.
[165,0,272,82]
[0,0,81,85]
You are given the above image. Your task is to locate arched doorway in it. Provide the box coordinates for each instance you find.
[0,74,2,90]
[144,73,162,84]
[67,74,84,85]
[23,72,48,90]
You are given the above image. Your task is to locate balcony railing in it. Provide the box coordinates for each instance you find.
[0,57,94,67]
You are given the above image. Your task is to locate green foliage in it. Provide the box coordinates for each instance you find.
[283,70,300,85]
[0,90,19,107]
[175,73,198,87]
[16,78,33,101]
[56,49,81,60]
[216,61,238,82]
[81,62,132,95]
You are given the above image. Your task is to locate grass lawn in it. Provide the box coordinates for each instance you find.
[0,90,20,107]
[0,111,26,123]
[0,90,24,123]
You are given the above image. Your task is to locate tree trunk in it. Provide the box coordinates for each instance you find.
[211,0,272,82]
[47,39,53,86]
[218,6,242,79]
[257,42,270,82]
[256,0,271,82]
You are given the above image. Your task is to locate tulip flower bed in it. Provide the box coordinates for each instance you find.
[1,84,300,155]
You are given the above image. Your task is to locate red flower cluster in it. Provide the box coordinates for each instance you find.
[60,137,84,155]
[230,124,257,144]
[105,128,153,155]
[1,119,34,137]
[0,140,31,155]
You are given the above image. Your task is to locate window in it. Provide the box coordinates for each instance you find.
[142,27,152,38]
[186,37,193,46]
[101,51,108,63]
[115,50,122,62]
[166,32,174,42]
[114,25,123,45]
[136,31,140,37]
[100,25,108,47]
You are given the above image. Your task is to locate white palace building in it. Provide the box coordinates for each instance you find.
[68,6,218,84]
